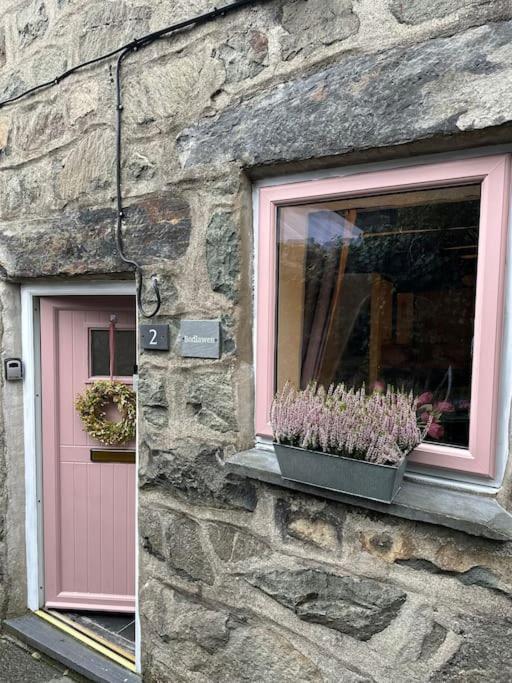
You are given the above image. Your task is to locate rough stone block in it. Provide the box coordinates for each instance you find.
[137,376,168,414]
[204,626,326,682]
[66,81,99,125]
[142,405,168,429]
[217,315,236,357]
[24,47,69,88]
[142,586,231,654]
[359,529,413,563]
[275,493,343,552]
[185,369,238,433]
[280,0,359,61]
[136,197,182,257]
[138,375,168,428]
[141,603,337,683]
[139,506,165,561]
[397,558,512,598]
[214,30,269,82]
[139,443,257,512]
[419,622,448,662]
[177,21,512,169]
[390,0,512,26]
[246,568,406,640]
[0,157,55,223]
[287,516,339,552]
[138,582,240,683]
[0,74,26,103]
[126,152,156,181]
[123,49,225,132]
[432,616,512,681]
[56,129,114,200]
[207,522,270,563]
[0,193,191,278]
[11,102,66,155]
[77,1,152,60]
[16,0,48,48]
[206,212,240,302]
[165,510,214,585]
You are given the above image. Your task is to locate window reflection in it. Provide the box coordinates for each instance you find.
[90,329,136,377]
[276,185,481,449]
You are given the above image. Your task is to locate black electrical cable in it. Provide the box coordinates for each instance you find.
[0,0,266,317]
[0,0,263,109]
[114,47,162,318]
[0,45,130,110]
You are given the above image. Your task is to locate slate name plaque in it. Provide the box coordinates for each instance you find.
[180,320,221,359]
[140,324,170,351]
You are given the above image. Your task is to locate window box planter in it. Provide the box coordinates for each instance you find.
[274,443,408,503]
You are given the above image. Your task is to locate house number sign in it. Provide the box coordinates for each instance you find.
[180,320,221,359]
[140,324,170,351]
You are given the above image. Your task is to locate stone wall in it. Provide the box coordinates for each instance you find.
[1,0,512,680]
[0,282,25,618]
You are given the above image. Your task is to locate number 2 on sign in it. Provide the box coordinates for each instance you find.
[140,323,169,351]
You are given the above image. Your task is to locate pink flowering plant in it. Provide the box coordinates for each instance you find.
[416,391,457,441]
[271,382,431,466]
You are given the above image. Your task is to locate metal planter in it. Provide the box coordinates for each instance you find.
[274,443,408,503]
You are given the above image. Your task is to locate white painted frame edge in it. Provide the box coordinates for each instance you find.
[251,144,512,493]
[20,280,142,674]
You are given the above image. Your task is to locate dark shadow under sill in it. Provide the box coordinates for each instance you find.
[226,448,512,541]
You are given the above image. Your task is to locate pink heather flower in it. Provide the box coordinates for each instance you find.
[427,422,445,440]
[371,380,386,394]
[271,381,423,465]
[417,391,433,407]
[435,401,455,414]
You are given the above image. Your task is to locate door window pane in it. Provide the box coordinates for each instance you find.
[90,329,136,377]
[276,185,481,449]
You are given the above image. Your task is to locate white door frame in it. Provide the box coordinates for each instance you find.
[21,280,141,672]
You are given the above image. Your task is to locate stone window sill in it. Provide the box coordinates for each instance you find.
[225,448,512,541]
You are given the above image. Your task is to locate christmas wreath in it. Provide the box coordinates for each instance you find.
[75,380,136,446]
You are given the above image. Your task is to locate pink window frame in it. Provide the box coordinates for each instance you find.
[255,155,511,478]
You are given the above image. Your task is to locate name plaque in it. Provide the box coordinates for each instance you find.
[180,320,221,359]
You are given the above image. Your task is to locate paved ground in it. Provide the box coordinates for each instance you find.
[0,636,84,682]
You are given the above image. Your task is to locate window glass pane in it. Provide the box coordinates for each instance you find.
[276,185,481,449]
[90,329,136,377]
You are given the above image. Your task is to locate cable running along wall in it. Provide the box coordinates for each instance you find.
[0,0,265,317]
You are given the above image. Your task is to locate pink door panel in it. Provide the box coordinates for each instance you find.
[41,297,136,612]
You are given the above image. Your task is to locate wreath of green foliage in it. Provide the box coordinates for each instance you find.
[75,380,136,446]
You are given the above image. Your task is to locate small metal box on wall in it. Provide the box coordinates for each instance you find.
[180,320,221,359]
[4,358,23,381]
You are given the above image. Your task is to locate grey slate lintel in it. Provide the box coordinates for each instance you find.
[3,614,139,683]
[226,449,512,541]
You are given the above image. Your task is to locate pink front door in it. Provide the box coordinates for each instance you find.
[41,297,136,612]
